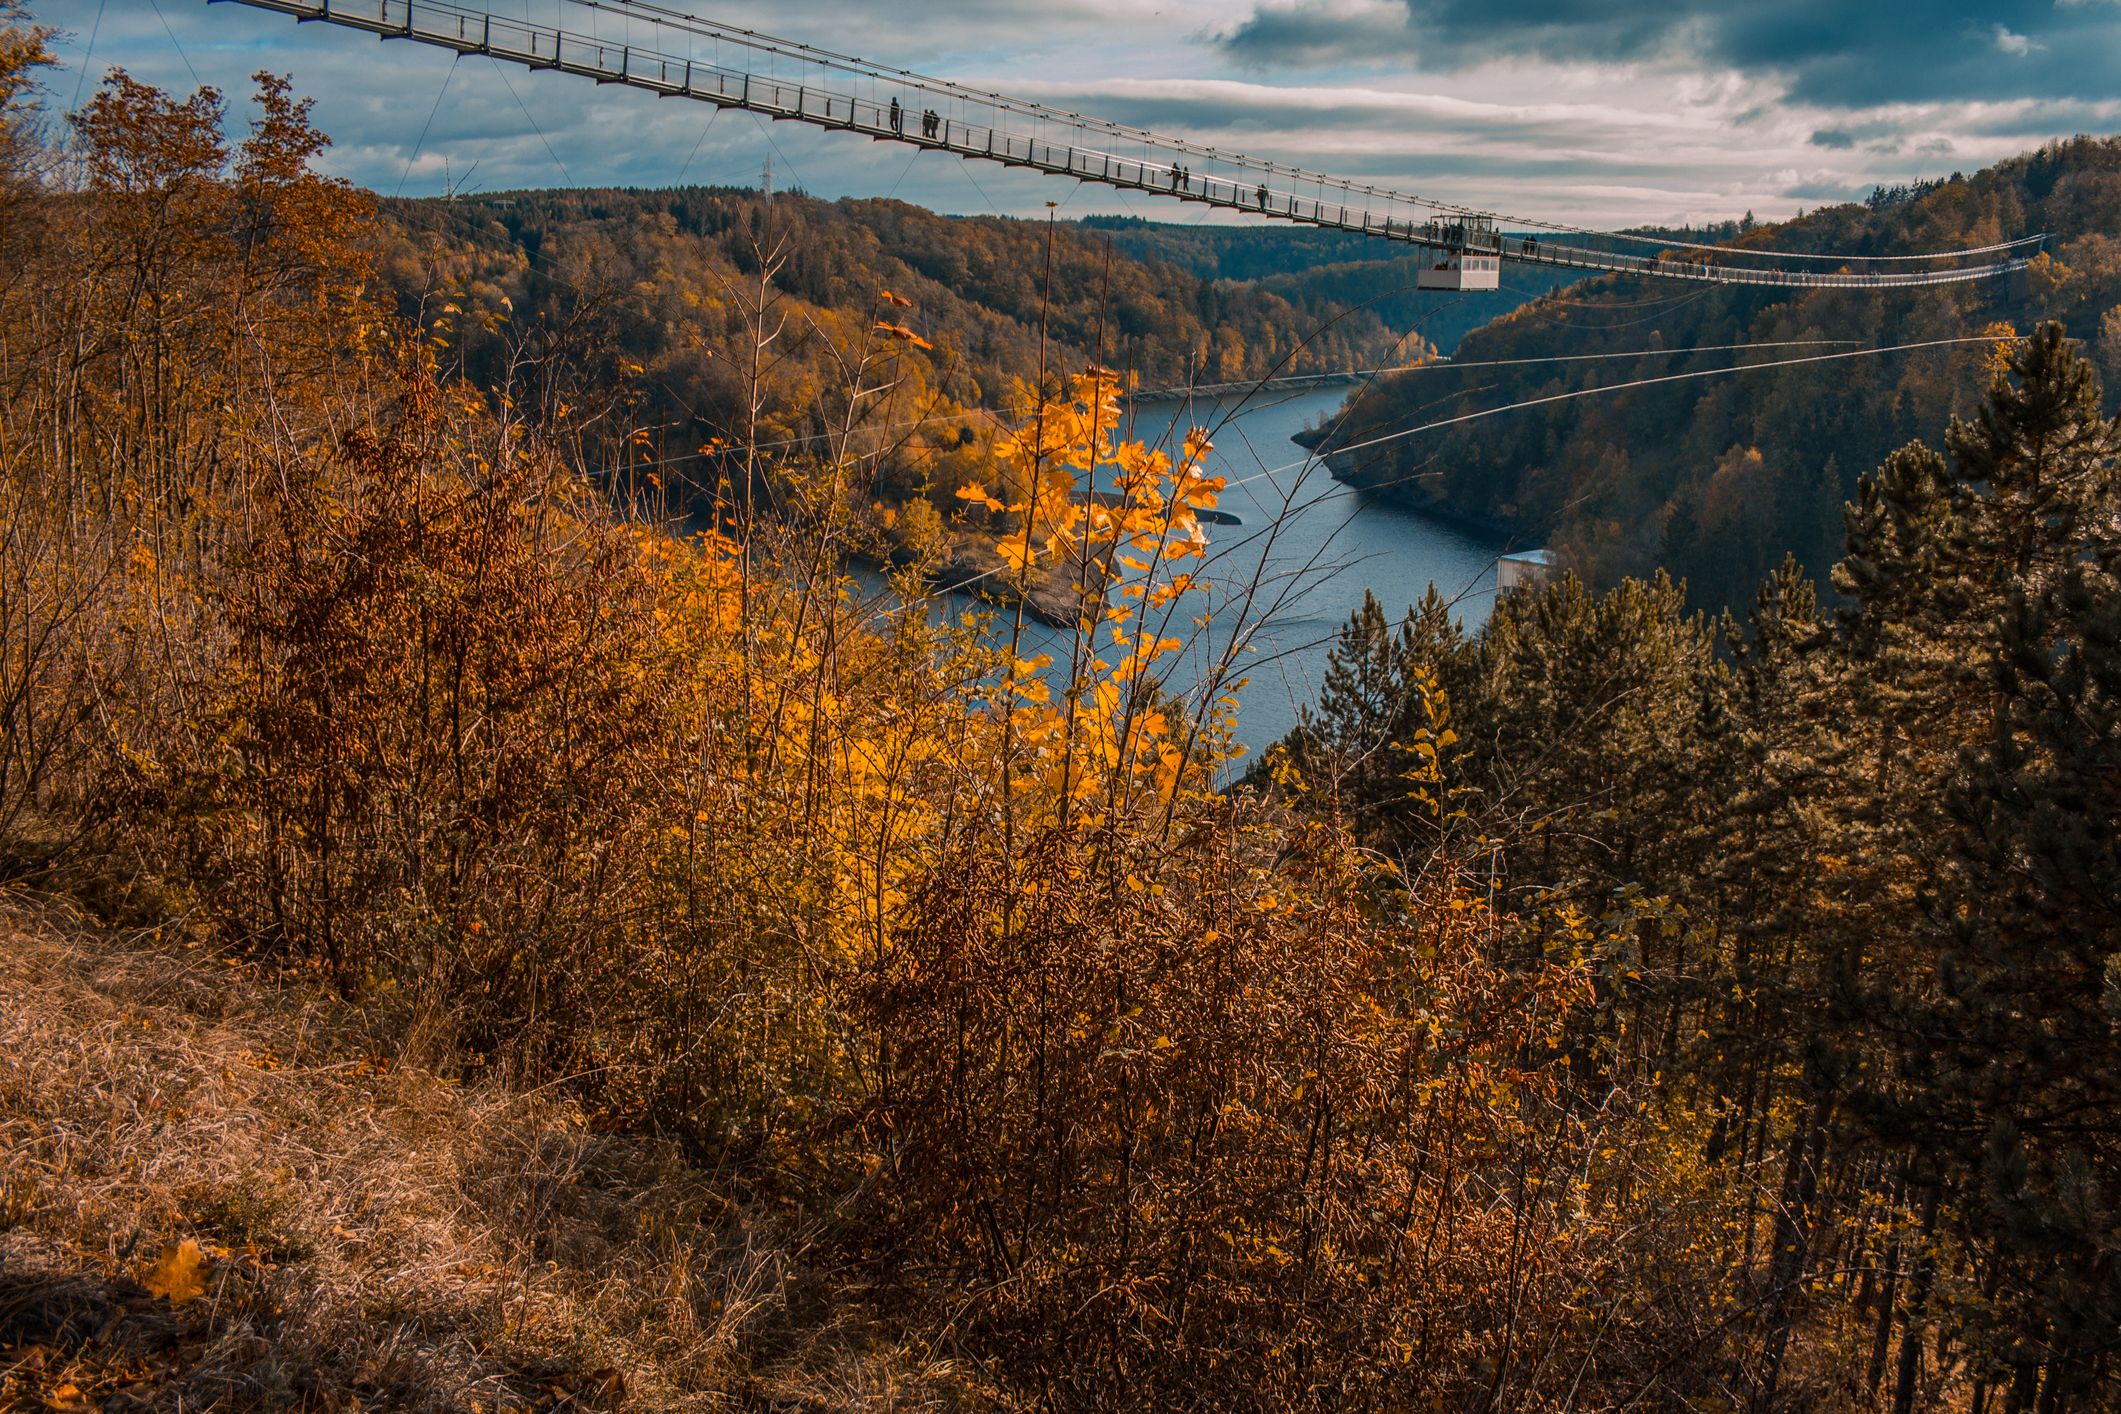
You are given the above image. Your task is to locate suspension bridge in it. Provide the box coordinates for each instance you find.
[214,0,2044,291]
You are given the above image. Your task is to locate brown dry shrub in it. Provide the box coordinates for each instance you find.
[855,816,1735,1409]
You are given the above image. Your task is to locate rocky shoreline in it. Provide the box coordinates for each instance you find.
[863,543,1092,629]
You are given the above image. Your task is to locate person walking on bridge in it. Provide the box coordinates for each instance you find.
[889,97,902,134]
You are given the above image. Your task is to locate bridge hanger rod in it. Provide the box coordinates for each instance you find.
[213,0,2037,287]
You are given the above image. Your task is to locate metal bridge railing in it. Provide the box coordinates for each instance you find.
[217,0,2038,290]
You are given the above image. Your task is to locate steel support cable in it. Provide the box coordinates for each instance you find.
[216,0,2043,279]
[489,54,575,183]
[589,0,1990,260]
[577,336,1916,483]
[1340,337,1863,377]
[879,334,2001,608]
[671,102,722,185]
[147,0,204,89]
[1099,334,1864,397]
[396,53,461,197]
[574,0,2045,265]
[69,0,110,112]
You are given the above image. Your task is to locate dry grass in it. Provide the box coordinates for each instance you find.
[0,895,981,1413]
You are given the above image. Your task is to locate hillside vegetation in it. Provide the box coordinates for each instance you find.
[1272,324,2121,1411]
[1320,139,2121,609]
[383,187,1419,475]
[2,8,2116,1410]
[1077,213,1559,355]
[2,900,965,1409]
[0,32,1717,1411]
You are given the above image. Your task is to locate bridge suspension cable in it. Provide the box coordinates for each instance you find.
[545,0,2051,268]
[214,0,2042,289]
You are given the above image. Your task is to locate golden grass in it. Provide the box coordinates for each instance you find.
[0,896,982,1412]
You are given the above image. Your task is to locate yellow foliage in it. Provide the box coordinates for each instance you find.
[1981,319,2023,382]
[0,61,1756,1406]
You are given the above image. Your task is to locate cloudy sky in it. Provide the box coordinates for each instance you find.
[42,0,2121,227]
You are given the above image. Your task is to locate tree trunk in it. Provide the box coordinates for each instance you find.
[1890,1182,1942,1414]
[1755,1095,1831,1410]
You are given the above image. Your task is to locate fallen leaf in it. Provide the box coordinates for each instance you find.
[143,1237,209,1305]
[44,1382,90,1411]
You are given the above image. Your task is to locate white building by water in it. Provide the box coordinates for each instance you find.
[1496,548,1556,592]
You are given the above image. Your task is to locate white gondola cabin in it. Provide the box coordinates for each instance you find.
[1415,215,1505,290]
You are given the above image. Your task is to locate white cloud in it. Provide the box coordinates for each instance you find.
[1991,24,2040,56]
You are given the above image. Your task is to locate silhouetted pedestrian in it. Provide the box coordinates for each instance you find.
[889,97,902,134]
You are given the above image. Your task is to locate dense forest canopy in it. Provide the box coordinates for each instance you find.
[381,186,1422,450]
[1318,138,2121,610]
[1267,316,2121,1410]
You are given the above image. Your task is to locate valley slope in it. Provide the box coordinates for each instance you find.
[1315,138,2121,610]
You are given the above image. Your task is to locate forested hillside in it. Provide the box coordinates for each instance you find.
[381,186,1416,464]
[1080,212,1750,283]
[371,186,1432,612]
[1078,214,1749,356]
[1318,139,2121,610]
[1077,212,1570,354]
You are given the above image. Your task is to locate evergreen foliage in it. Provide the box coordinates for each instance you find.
[1272,320,2121,1410]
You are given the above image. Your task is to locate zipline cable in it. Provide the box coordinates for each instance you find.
[1226,332,2004,491]
[914,331,2010,609]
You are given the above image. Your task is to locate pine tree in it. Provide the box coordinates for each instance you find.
[1830,324,2120,1410]
[1461,569,1719,901]
[1926,339,2121,1409]
[1277,586,1469,851]
[1691,558,1847,1407]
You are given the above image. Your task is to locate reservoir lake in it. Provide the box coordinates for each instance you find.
[961,386,1512,760]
